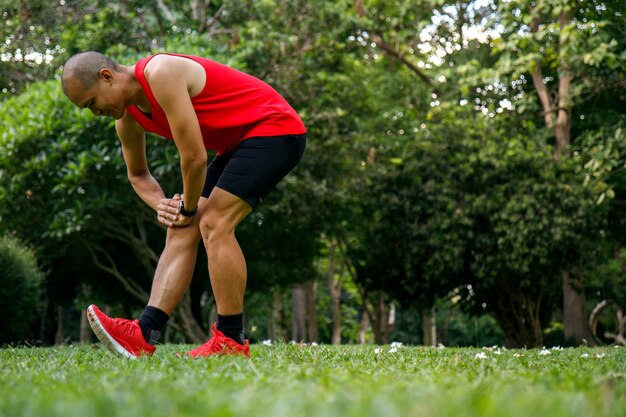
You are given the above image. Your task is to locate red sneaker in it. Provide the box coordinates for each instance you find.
[183,323,250,358]
[86,304,155,359]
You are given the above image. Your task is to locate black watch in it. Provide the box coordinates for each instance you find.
[179,201,198,217]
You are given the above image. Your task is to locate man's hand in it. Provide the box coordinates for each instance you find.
[171,214,194,228]
[157,193,195,228]
[157,193,183,227]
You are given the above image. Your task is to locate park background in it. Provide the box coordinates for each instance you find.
[0,0,624,350]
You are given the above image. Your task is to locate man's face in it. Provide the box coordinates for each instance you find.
[64,69,126,120]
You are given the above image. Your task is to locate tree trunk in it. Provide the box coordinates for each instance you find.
[359,310,370,344]
[422,306,437,346]
[563,270,595,346]
[39,296,49,342]
[532,10,590,346]
[209,303,218,329]
[54,306,64,346]
[278,290,288,341]
[328,250,344,344]
[372,292,392,344]
[305,281,318,343]
[540,9,590,346]
[79,309,91,344]
[490,286,543,348]
[292,283,306,342]
[441,306,452,346]
[267,289,283,341]
[176,292,209,344]
[330,285,342,345]
[556,11,590,342]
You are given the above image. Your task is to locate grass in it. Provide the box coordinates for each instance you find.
[0,343,625,417]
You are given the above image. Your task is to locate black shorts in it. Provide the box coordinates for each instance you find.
[202,134,307,209]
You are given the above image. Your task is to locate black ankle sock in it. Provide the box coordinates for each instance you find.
[217,313,245,345]
[138,305,169,345]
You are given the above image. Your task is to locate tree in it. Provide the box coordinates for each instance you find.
[487,0,626,344]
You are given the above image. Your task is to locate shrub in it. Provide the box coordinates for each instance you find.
[0,236,44,344]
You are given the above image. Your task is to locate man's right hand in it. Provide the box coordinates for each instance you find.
[156,193,182,227]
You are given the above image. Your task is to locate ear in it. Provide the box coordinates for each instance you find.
[99,68,114,84]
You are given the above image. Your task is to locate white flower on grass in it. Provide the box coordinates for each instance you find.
[581,353,589,358]
[551,346,564,351]
[494,349,502,355]
[594,353,606,359]
[311,342,318,347]
[389,347,399,353]
[539,349,551,356]
[262,339,272,346]
[374,347,384,354]
[474,352,487,359]
[513,353,526,358]
[390,341,403,348]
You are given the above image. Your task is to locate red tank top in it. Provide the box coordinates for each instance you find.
[125,53,306,155]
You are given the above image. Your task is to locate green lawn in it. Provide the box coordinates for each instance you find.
[0,343,624,417]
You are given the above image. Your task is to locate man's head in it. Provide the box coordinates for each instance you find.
[62,51,128,119]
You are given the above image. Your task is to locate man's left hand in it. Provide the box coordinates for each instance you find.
[157,194,182,227]
[171,213,194,227]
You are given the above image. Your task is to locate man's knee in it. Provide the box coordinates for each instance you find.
[199,213,232,243]
[200,188,252,243]
[165,225,201,250]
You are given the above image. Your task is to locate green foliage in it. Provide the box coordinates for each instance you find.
[575,123,626,340]
[343,106,605,346]
[0,236,44,344]
[1,0,625,346]
[0,345,625,417]
[0,78,179,318]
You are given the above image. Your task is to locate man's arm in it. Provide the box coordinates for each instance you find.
[115,114,182,227]
[115,113,165,211]
[145,58,207,217]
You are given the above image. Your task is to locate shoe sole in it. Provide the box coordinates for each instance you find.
[86,305,138,360]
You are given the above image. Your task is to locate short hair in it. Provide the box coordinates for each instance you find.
[61,51,120,93]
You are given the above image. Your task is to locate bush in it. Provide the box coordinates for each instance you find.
[0,236,44,344]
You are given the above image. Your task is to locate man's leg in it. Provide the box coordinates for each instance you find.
[183,134,306,357]
[199,188,252,315]
[135,196,208,345]
[86,203,205,358]
[147,196,207,314]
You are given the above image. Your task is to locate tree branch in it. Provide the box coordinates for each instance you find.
[530,17,556,130]
[204,4,226,34]
[589,299,609,338]
[155,0,176,24]
[354,0,364,17]
[555,11,573,154]
[370,33,435,87]
[353,0,435,89]
[83,241,149,302]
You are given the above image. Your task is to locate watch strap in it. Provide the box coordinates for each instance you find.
[180,201,198,217]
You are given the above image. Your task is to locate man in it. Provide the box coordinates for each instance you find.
[61,51,306,358]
